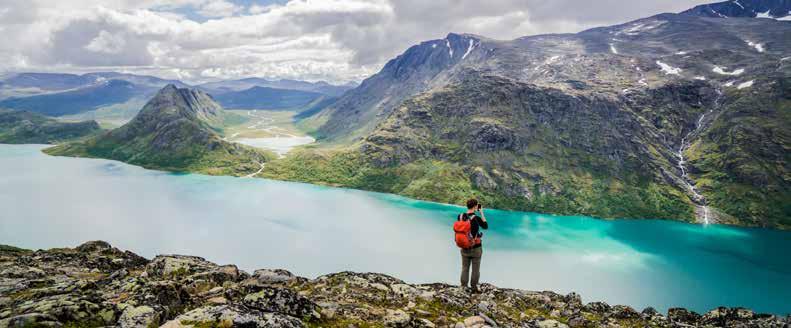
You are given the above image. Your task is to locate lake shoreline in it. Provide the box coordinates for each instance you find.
[32,142,789,232]
[2,240,789,327]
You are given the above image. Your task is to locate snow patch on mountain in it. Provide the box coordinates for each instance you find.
[713,66,744,76]
[737,80,754,89]
[609,44,618,54]
[462,39,476,60]
[656,61,682,75]
[446,39,453,58]
[746,40,765,52]
[756,10,772,18]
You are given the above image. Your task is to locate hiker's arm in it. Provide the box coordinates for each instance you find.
[478,209,488,229]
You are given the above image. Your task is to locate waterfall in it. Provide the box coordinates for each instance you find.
[674,89,722,225]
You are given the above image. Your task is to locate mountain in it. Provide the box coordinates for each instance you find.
[272,0,791,229]
[0,110,101,144]
[682,0,791,19]
[46,85,270,175]
[212,86,326,110]
[0,80,152,116]
[199,78,355,97]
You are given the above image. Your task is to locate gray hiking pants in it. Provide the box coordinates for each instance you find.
[460,247,482,288]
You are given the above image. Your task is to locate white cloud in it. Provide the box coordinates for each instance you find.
[84,30,127,54]
[196,0,242,18]
[0,0,713,84]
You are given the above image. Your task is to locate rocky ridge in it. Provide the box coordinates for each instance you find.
[1,241,788,328]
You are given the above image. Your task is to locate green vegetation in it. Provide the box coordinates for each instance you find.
[0,244,32,253]
[0,110,102,144]
[685,85,791,229]
[262,148,695,222]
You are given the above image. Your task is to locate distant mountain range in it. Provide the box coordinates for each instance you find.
[46,85,271,175]
[0,73,353,118]
[213,86,327,110]
[198,78,356,97]
[272,0,791,229]
[0,80,153,116]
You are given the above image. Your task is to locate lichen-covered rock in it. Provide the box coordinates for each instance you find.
[159,305,303,328]
[117,305,159,328]
[242,287,319,319]
[1,241,787,328]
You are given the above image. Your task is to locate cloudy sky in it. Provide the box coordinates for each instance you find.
[0,0,712,84]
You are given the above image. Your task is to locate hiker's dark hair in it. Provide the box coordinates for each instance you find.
[466,198,479,209]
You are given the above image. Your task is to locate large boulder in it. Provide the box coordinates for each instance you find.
[242,287,319,319]
[159,305,303,328]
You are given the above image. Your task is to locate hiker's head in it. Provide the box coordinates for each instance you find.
[466,198,480,210]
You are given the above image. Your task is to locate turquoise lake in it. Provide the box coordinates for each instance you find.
[1,144,789,315]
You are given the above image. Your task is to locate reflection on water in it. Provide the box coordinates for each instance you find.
[1,144,790,315]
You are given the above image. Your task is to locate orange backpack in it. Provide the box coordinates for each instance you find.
[453,213,480,249]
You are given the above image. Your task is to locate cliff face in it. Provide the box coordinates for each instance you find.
[45,85,270,176]
[1,242,787,328]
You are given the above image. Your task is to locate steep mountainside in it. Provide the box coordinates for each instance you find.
[279,0,791,229]
[213,86,326,110]
[0,80,152,116]
[2,241,788,328]
[46,85,270,175]
[0,110,100,144]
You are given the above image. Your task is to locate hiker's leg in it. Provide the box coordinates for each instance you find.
[460,250,471,287]
[470,248,482,288]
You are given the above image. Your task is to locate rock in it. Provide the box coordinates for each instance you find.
[118,305,159,328]
[583,301,610,313]
[463,315,486,327]
[250,268,298,285]
[567,315,587,327]
[0,313,61,328]
[610,305,640,319]
[536,319,569,328]
[75,241,112,253]
[242,286,319,319]
[383,309,411,327]
[668,307,701,325]
[160,305,302,328]
[146,255,216,278]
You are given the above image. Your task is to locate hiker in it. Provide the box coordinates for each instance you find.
[454,198,488,292]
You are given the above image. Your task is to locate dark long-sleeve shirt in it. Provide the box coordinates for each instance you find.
[460,212,488,248]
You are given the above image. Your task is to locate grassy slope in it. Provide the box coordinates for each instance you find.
[0,110,102,144]
[687,85,791,229]
[261,147,694,223]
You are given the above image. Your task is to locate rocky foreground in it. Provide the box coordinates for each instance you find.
[1,242,788,328]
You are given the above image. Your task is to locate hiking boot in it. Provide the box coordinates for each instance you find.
[470,287,481,294]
